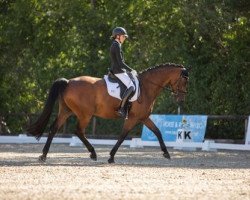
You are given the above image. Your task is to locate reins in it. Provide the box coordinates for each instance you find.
[143,77,172,92]
[141,72,188,95]
[136,65,189,104]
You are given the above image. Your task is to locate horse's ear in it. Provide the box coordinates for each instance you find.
[186,66,192,72]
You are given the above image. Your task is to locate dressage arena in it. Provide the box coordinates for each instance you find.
[0,144,249,200]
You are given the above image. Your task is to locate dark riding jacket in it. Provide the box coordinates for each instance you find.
[110,40,133,74]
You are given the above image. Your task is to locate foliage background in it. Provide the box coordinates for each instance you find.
[0,0,249,138]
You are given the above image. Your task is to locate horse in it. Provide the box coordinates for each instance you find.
[27,63,189,163]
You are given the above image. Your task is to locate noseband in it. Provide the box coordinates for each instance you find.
[172,69,189,96]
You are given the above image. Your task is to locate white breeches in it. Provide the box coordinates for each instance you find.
[115,72,136,90]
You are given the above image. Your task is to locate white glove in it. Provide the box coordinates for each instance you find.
[131,70,137,77]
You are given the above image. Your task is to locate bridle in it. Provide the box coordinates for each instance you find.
[172,73,189,96]
[143,70,189,96]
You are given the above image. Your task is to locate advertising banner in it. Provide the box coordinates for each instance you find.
[141,115,208,142]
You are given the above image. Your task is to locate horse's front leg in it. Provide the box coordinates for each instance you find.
[108,119,137,163]
[142,117,171,159]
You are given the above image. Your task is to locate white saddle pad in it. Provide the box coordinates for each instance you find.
[104,75,140,102]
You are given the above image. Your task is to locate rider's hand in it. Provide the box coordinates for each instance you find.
[131,70,137,76]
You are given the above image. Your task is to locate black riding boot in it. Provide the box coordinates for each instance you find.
[117,86,134,118]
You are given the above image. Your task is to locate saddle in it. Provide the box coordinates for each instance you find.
[107,71,128,98]
[103,71,140,102]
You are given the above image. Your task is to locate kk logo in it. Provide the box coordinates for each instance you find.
[177,130,191,140]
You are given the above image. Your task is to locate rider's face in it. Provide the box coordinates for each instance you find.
[119,35,127,44]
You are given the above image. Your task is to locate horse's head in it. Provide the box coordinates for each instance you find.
[140,63,189,105]
[170,68,189,104]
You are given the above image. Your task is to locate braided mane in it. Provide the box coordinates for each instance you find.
[140,63,184,74]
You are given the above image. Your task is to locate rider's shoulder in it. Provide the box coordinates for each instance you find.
[111,40,120,51]
[111,40,120,47]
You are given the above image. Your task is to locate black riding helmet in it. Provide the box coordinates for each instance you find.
[111,27,128,39]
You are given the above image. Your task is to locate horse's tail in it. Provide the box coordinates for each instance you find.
[27,78,69,140]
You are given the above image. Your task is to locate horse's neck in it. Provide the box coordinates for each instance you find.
[140,68,178,101]
[143,68,174,86]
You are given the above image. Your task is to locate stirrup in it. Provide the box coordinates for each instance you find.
[117,108,127,119]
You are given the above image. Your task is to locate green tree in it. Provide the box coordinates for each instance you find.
[0,0,249,136]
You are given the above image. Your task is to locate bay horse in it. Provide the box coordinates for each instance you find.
[27,63,189,163]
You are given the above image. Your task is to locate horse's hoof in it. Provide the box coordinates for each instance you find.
[90,152,97,161]
[108,157,115,164]
[38,155,46,162]
[163,152,171,159]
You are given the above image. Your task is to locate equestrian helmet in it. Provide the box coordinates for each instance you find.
[111,27,128,38]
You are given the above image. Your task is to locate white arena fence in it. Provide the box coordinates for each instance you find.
[0,116,249,151]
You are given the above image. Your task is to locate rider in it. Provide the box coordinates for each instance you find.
[110,27,136,118]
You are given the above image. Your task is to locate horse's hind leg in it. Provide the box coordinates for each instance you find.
[39,118,58,162]
[75,117,97,161]
[142,118,170,159]
[39,102,71,162]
